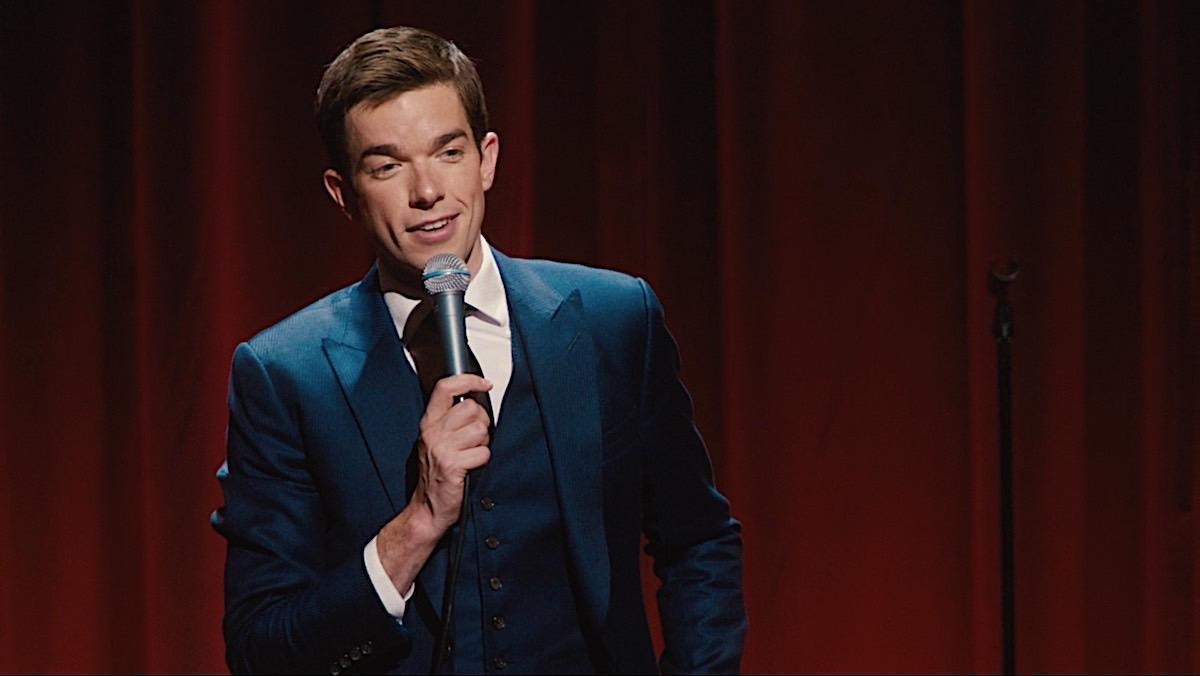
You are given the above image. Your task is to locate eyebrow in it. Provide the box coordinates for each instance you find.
[430,130,468,152]
[357,130,469,164]
[359,143,401,161]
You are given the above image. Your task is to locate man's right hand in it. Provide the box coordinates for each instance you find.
[375,373,493,595]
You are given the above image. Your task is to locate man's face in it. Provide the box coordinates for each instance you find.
[324,83,499,284]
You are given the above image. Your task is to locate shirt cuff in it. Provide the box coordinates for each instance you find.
[364,535,416,619]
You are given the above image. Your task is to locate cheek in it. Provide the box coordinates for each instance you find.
[465,177,488,205]
[360,196,399,224]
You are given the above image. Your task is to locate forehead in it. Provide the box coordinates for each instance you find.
[344,83,471,151]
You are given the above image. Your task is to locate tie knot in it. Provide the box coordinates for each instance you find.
[402,299,436,347]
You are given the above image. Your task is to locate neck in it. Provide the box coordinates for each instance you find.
[376,257,427,300]
[375,236,485,299]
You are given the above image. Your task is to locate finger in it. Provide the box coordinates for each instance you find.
[425,374,493,418]
[455,445,490,472]
[425,445,491,487]
[424,417,491,464]
[437,398,491,432]
[440,415,492,451]
[424,447,492,521]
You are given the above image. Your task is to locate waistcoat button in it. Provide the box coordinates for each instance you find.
[480,496,496,510]
[489,576,503,590]
[492,615,506,630]
[493,656,508,670]
[485,535,500,549]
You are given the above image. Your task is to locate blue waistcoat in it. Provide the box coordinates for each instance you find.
[448,322,598,674]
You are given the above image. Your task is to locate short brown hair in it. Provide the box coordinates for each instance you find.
[315,26,489,178]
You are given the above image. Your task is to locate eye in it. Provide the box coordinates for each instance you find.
[369,162,400,178]
[441,147,465,162]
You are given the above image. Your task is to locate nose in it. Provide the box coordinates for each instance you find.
[409,163,443,209]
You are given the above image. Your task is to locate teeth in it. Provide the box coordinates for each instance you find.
[419,218,450,232]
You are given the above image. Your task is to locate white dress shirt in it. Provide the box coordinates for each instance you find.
[363,237,513,618]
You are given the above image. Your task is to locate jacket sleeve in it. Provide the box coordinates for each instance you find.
[635,280,748,674]
[211,341,409,674]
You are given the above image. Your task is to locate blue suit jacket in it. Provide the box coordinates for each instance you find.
[212,251,746,674]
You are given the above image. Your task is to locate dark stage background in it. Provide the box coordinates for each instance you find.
[1,1,1197,672]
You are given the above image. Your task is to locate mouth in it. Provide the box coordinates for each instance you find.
[406,215,456,233]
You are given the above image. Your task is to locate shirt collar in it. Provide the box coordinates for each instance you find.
[381,236,509,334]
[465,237,508,328]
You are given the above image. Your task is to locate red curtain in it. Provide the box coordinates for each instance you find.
[1,1,1196,672]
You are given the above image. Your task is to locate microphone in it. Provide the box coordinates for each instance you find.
[421,252,474,674]
[422,253,472,387]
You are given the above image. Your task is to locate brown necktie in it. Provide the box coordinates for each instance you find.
[402,299,494,424]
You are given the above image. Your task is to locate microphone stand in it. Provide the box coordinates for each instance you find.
[989,260,1018,675]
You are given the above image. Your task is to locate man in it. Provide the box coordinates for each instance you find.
[212,26,745,674]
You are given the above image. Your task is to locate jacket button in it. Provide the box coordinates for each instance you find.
[339,655,351,668]
[493,656,508,670]
[330,667,341,676]
[362,642,373,655]
[489,576,503,591]
[492,615,506,630]
[349,646,361,661]
[480,496,496,510]
[485,535,500,549]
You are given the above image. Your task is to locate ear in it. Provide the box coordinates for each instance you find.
[322,169,355,220]
[479,131,500,192]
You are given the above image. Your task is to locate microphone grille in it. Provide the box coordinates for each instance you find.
[422,253,470,294]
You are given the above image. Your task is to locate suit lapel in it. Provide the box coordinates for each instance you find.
[322,266,424,513]
[495,252,610,629]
